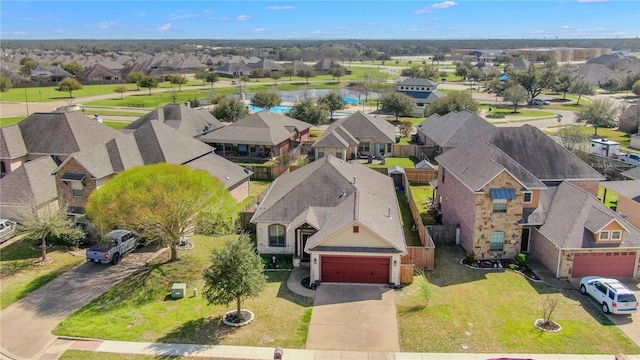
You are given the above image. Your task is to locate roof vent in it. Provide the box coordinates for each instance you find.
[339,189,347,198]
[619,212,627,219]
[387,206,392,219]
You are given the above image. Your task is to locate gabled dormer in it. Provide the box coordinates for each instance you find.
[585,208,629,244]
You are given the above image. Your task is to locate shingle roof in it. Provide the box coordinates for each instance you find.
[0,155,57,206]
[251,155,406,253]
[314,111,395,146]
[538,182,640,249]
[621,167,640,180]
[572,63,618,86]
[600,180,640,202]
[398,78,438,87]
[246,59,285,71]
[0,125,27,159]
[8,112,121,156]
[312,125,359,148]
[416,110,495,148]
[77,64,119,80]
[198,112,311,146]
[125,104,223,138]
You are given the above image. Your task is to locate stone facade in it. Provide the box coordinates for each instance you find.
[55,158,97,211]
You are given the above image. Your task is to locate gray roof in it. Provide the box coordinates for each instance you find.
[398,78,438,87]
[3,112,121,157]
[314,111,395,148]
[436,125,604,191]
[572,63,618,85]
[251,155,406,253]
[416,110,495,148]
[246,59,285,72]
[0,155,57,206]
[125,104,223,138]
[214,63,252,73]
[600,180,640,202]
[198,112,311,146]
[55,121,249,189]
[538,182,640,249]
[0,125,27,159]
[621,167,640,180]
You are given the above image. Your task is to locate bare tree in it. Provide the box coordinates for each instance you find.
[540,296,559,328]
[558,125,591,152]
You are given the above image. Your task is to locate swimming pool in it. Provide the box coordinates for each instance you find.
[247,105,292,114]
[343,97,360,104]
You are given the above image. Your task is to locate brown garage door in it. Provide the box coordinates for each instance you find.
[321,256,390,284]
[572,252,637,278]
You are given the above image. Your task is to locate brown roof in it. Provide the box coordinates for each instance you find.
[0,156,58,206]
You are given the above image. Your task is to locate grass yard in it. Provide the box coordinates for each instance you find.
[0,116,26,127]
[103,120,131,130]
[82,109,149,117]
[396,245,640,354]
[60,350,204,360]
[396,190,422,247]
[54,235,313,348]
[409,184,438,225]
[598,185,619,209]
[83,89,215,108]
[0,236,85,309]
[236,180,273,211]
[365,156,418,169]
[481,106,556,118]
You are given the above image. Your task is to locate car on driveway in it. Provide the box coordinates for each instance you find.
[580,276,638,314]
[0,219,17,243]
[532,98,551,106]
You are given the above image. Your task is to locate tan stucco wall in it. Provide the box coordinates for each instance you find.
[522,189,541,209]
[255,222,295,255]
[617,196,640,230]
[321,223,393,248]
[473,171,525,259]
[594,220,626,243]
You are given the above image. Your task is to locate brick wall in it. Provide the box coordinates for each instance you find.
[531,229,560,278]
[55,158,95,211]
[438,167,476,253]
[566,180,600,196]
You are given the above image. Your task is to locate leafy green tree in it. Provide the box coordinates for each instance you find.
[202,234,267,321]
[286,99,328,125]
[603,77,622,94]
[328,67,347,82]
[211,96,249,122]
[398,120,414,138]
[454,63,469,80]
[552,73,574,99]
[569,79,595,105]
[251,91,281,111]
[205,71,219,89]
[126,72,145,91]
[87,163,237,262]
[63,61,84,75]
[380,92,415,121]
[114,85,128,99]
[297,67,316,84]
[401,66,423,78]
[140,75,158,95]
[433,53,446,64]
[502,84,528,112]
[439,71,448,81]
[19,205,85,262]
[494,55,513,66]
[19,59,38,78]
[284,67,296,81]
[622,73,640,93]
[576,98,618,136]
[318,92,347,119]
[511,65,558,105]
[251,69,265,81]
[19,57,34,65]
[427,91,479,116]
[632,80,640,97]
[270,72,281,85]
[166,74,187,91]
[0,74,12,92]
[194,71,208,85]
[558,125,591,152]
[485,78,508,96]
[56,78,83,99]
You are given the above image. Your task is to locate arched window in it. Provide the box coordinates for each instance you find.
[269,224,286,247]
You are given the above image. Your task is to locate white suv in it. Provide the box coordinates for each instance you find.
[580,276,638,314]
[532,98,551,106]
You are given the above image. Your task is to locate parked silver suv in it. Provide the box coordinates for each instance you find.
[580,276,638,314]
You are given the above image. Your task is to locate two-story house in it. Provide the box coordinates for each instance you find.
[396,78,447,116]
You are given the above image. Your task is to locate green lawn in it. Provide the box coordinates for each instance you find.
[82,109,149,117]
[60,350,204,360]
[598,185,619,209]
[237,180,273,211]
[0,116,26,127]
[409,184,438,225]
[365,156,418,169]
[103,121,131,130]
[54,235,313,348]
[480,105,557,118]
[0,236,85,309]
[396,245,639,354]
[396,190,422,247]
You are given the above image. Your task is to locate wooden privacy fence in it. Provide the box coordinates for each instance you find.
[427,225,459,246]
[400,264,415,284]
[391,144,430,161]
[368,167,437,184]
[237,182,275,232]
[401,174,435,276]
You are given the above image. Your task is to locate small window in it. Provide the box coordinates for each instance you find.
[608,291,615,300]
[611,230,622,240]
[71,181,84,197]
[353,226,359,233]
[493,198,507,213]
[336,149,343,159]
[523,192,532,203]
[317,148,324,158]
[600,230,610,240]
[490,231,504,252]
[268,224,286,247]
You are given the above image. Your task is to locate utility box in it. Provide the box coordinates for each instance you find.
[590,138,621,157]
[171,283,186,299]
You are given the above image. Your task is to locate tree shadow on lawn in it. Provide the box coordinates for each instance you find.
[273,272,314,307]
[154,315,236,347]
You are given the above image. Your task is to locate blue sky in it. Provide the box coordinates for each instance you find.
[1,0,638,40]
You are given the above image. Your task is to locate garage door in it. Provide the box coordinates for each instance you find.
[321,256,390,284]
[572,252,637,278]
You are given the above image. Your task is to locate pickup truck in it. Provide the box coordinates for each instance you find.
[86,229,138,265]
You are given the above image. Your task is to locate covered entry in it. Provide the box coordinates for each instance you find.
[571,252,637,278]
[320,255,391,284]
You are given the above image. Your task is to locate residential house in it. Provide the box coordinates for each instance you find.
[600,180,640,231]
[618,101,639,134]
[504,58,532,72]
[250,155,407,285]
[312,59,341,74]
[532,181,640,278]
[621,167,640,180]
[0,112,121,175]
[571,63,619,87]
[415,110,495,155]
[473,63,501,79]
[396,78,447,116]
[124,103,223,138]
[198,112,311,160]
[29,64,73,82]
[312,111,395,160]
[434,125,605,262]
[51,120,252,220]
[77,64,121,81]
[0,156,58,220]
[246,58,285,75]
[214,62,253,78]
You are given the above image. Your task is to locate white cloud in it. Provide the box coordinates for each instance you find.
[253,28,267,33]
[427,17,439,23]
[236,14,251,21]
[414,1,458,14]
[266,5,295,10]
[561,25,571,29]
[23,17,35,21]
[203,9,212,13]
[12,31,28,35]
[366,22,377,26]
[312,30,322,34]
[98,21,118,30]
[156,23,178,32]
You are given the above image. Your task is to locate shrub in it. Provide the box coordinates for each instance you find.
[261,254,293,269]
[486,112,506,118]
[514,252,529,269]
[464,252,475,265]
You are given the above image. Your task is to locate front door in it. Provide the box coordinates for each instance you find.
[520,228,530,253]
[301,233,312,261]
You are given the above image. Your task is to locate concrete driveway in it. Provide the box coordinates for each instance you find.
[306,283,400,352]
[0,248,162,360]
